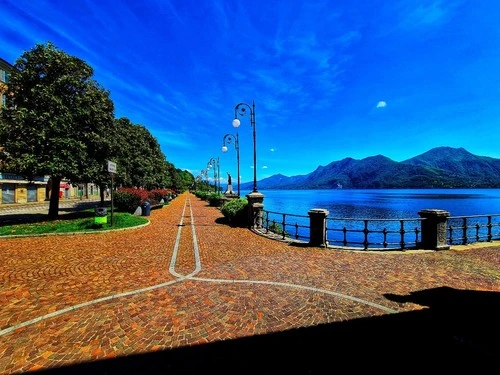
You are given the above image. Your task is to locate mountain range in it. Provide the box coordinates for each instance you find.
[239,147,500,190]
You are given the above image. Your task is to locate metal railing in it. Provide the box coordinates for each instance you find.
[262,210,422,249]
[325,217,422,250]
[261,209,500,251]
[447,214,500,245]
[262,210,310,241]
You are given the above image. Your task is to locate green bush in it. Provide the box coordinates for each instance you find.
[221,198,248,226]
[268,222,289,237]
[207,192,223,207]
[194,190,209,200]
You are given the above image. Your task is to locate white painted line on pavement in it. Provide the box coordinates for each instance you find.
[0,193,397,339]
[187,277,397,314]
[169,197,188,278]
[0,278,184,337]
[169,196,201,278]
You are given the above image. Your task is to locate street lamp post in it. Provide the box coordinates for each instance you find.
[233,100,257,193]
[208,157,220,193]
[206,162,214,192]
[222,133,240,197]
[202,168,209,191]
[232,100,264,229]
[194,175,201,191]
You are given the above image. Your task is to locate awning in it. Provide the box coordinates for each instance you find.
[60,183,70,189]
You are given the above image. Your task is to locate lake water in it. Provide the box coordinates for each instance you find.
[240,189,500,247]
[242,188,500,219]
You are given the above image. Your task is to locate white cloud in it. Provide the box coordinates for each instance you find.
[262,165,268,169]
[376,101,387,108]
[400,1,450,28]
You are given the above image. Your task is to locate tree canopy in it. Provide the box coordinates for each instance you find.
[110,117,173,190]
[0,42,193,218]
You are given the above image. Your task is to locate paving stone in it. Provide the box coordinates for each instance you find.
[0,192,498,373]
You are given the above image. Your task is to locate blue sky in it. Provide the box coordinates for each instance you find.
[2,0,500,185]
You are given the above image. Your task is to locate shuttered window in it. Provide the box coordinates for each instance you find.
[2,184,15,204]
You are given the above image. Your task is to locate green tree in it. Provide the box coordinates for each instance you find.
[106,117,136,188]
[109,117,171,190]
[163,163,194,193]
[0,42,114,218]
[177,168,195,192]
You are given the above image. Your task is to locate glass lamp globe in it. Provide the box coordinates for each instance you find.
[232,119,241,128]
[222,146,228,152]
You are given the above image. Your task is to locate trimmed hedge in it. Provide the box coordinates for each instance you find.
[221,198,248,226]
[114,189,144,213]
[194,191,209,201]
[113,188,175,213]
[150,189,175,204]
[207,193,224,207]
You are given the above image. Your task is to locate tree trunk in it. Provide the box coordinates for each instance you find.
[48,176,61,220]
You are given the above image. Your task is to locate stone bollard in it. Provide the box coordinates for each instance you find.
[418,209,450,250]
[246,191,265,229]
[308,208,329,247]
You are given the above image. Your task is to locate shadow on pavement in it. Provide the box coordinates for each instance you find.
[0,202,104,225]
[0,211,95,226]
[38,286,498,374]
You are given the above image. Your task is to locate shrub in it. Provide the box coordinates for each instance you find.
[268,222,289,237]
[149,189,174,205]
[195,190,209,201]
[221,198,248,226]
[207,193,223,207]
[114,188,148,213]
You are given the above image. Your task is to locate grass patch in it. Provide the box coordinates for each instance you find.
[0,209,148,236]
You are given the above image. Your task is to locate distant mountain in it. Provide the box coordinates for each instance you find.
[402,147,500,187]
[246,173,308,190]
[240,147,500,190]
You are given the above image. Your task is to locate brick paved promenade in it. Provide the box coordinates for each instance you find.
[0,192,499,374]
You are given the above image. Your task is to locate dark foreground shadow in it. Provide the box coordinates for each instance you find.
[0,211,95,226]
[0,201,102,226]
[38,287,498,374]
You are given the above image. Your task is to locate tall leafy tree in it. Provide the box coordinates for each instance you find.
[110,117,174,190]
[174,168,194,192]
[105,117,135,188]
[0,42,114,218]
[127,123,167,189]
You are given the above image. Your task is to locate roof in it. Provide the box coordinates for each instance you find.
[0,57,14,71]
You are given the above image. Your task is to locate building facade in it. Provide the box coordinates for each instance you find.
[0,57,51,204]
[0,57,102,205]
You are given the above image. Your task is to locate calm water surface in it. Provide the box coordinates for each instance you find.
[242,189,500,219]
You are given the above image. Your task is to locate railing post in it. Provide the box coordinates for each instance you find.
[264,211,269,233]
[487,216,492,242]
[308,208,329,247]
[462,217,468,245]
[281,214,286,240]
[418,209,450,250]
[246,191,265,229]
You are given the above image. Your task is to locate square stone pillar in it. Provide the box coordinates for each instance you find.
[225,183,235,195]
[418,209,450,250]
[308,208,329,247]
[246,191,265,229]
